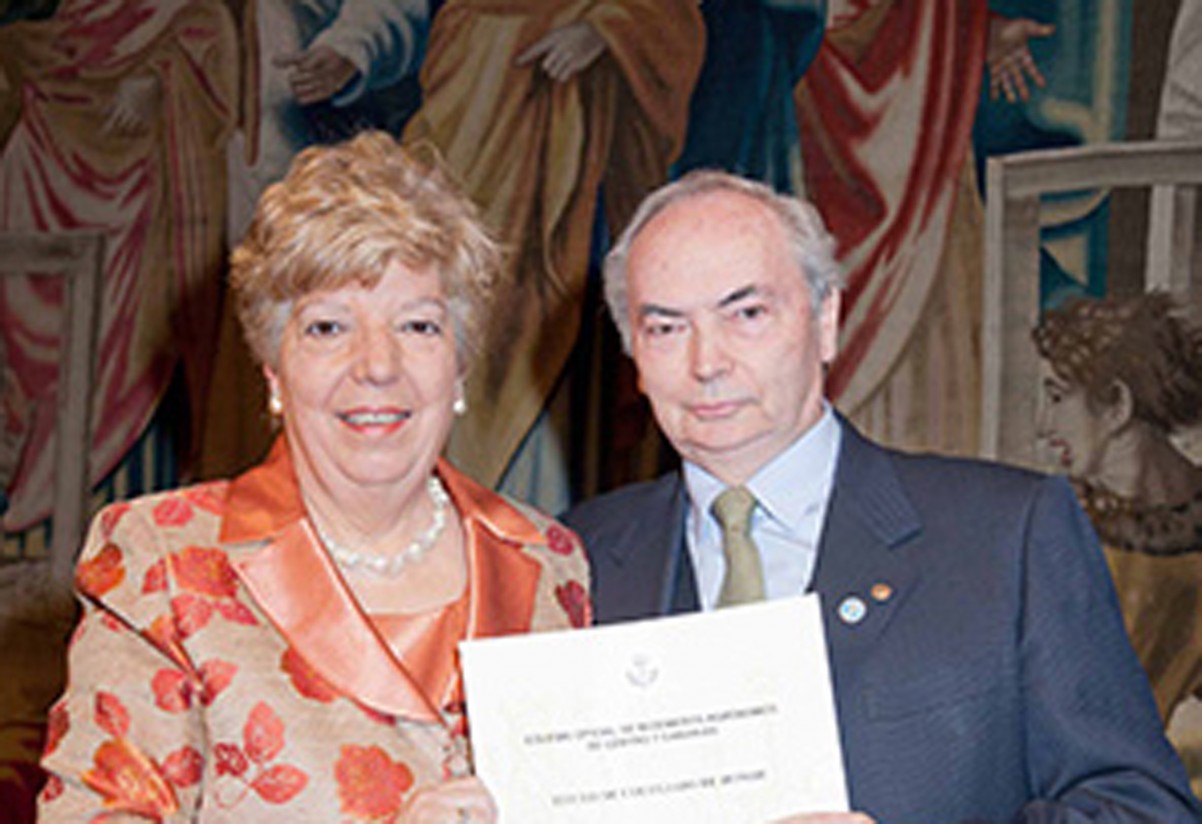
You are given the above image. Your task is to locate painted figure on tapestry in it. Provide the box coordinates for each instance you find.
[226,0,431,239]
[672,0,825,193]
[1033,292,1202,768]
[1156,0,1202,141]
[0,0,239,533]
[797,0,1055,457]
[402,0,705,493]
[0,5,237,820]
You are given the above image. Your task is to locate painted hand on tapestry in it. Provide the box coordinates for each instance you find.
[987,14,1055,104]
[102,73,163,138]
[515,21,607,83]
[274,46,359,106]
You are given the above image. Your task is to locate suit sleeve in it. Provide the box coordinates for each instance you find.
[1013,477,1199,822]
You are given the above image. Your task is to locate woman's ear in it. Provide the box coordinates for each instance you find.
[453,377,467,416]
[263,366,283,417]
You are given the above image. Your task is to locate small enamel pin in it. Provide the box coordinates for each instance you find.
[837,595,867,625]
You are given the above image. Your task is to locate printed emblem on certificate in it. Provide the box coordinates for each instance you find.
[460,596,848,822]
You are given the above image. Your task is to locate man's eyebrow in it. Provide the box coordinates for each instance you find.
[716,284,760,309]
[637,303,685,320]
[637,285,763,320]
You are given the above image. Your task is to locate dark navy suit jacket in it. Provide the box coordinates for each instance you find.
[563,421,1201,823]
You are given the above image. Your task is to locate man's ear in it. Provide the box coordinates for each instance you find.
[818,289,841,365]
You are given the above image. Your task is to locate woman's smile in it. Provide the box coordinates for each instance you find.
[338,406,413,433]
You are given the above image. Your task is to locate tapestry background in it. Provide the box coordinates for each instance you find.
[0,0,1197,818]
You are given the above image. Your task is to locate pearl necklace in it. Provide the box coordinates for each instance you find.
[313,476,451,577]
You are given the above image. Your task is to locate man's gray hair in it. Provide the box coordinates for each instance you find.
[603,170,845,352]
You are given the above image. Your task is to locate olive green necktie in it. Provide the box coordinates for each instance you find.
[712,486,765,607]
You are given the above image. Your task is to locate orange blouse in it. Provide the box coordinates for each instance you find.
[372,594,470,717]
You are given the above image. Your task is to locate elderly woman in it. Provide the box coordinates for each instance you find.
[38,131,591,822]
[1033,292,1202,726]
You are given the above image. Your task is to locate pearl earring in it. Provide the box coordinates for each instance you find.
[452,396,467,416]
[268,391,283,417]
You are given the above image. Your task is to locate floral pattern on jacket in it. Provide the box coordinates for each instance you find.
[39,440,590,821]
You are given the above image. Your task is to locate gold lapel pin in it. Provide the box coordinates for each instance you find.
[870,582,894,603]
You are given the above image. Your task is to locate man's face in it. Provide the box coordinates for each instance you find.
[626,191,839,485]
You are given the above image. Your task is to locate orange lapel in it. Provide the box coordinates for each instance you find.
[442,458,543,643]
[233,519,444,722]
[220,445,548,723]
[222,436,442,722]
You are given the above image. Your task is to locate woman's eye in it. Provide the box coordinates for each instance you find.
[402,318,443,336]
[303,319,344,337]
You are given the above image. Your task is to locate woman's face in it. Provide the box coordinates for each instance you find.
[266,260,460,499]
[1036,359,1109,480]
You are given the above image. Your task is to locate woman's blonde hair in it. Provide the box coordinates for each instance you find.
[230,131,500,372]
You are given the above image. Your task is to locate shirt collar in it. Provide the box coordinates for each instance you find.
[683,403,841,535]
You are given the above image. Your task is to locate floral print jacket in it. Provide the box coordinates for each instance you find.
[39,439,591,822]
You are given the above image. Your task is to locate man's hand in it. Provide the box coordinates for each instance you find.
[515,21,606,83]
[987,15,1055,103]
[274,46,358,105]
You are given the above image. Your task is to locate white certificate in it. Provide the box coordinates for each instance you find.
[460,596,847,823]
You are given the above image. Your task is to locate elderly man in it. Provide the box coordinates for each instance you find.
[562,170,1200,823]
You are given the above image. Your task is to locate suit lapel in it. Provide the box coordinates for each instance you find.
[811,422,922,667]
[591,474,695,619]
[668,535,700,615]
[646,476,696,616]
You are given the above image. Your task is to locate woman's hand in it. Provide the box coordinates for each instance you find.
[400,776,497,823]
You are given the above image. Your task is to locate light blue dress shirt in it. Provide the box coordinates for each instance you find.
[683,405,842,609]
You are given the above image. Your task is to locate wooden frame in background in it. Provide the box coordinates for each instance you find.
[982,140,1202,469]
[0,231,103,589]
